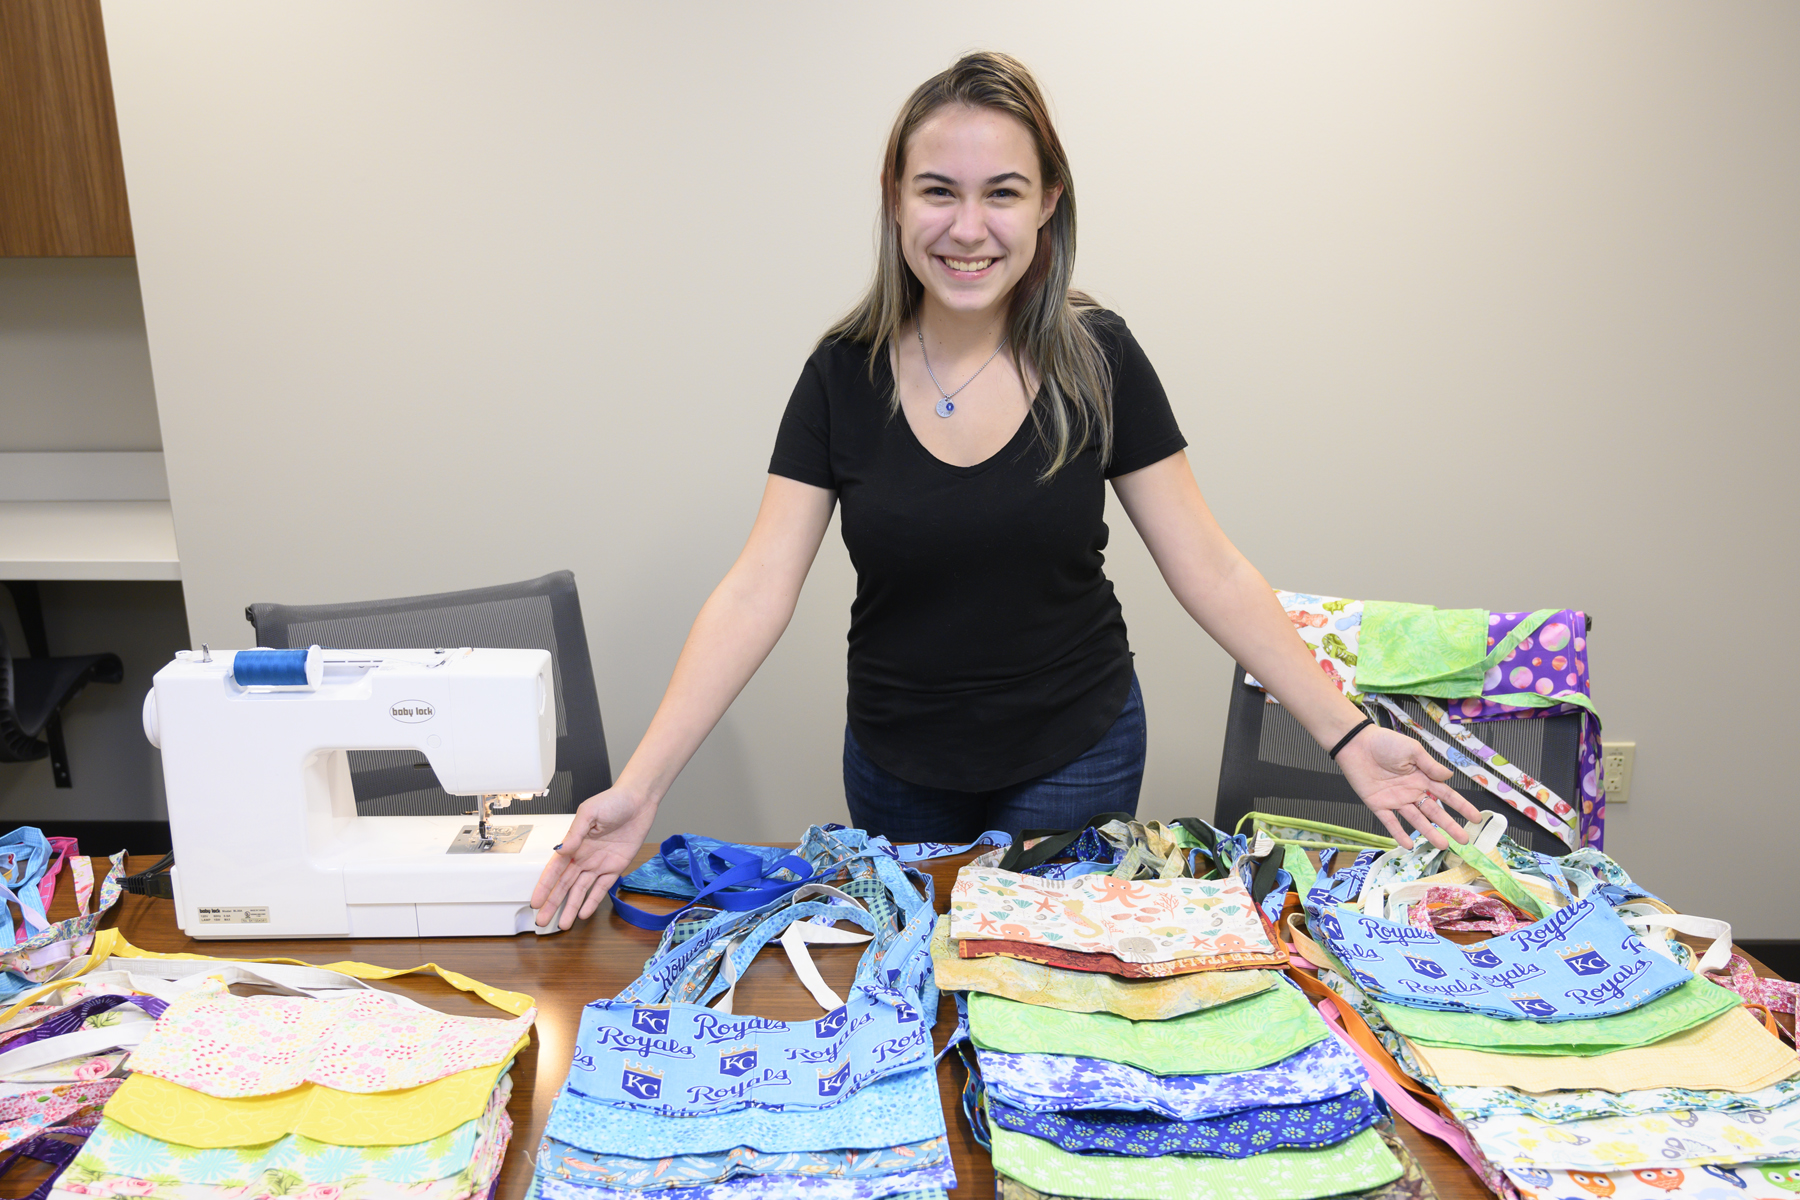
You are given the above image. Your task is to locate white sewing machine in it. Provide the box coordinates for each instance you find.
[143,645,568,939]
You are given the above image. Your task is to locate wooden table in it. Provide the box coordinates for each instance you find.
[18,852,1788,1200]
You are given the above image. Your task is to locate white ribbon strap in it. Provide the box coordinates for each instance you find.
[1621,908,1733,975]
[0,1015,154,1080]
[709,888,873,1016]
[100,957,389,1001]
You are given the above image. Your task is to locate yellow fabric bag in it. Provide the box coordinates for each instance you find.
[50,930,533,1147]
[1408,1007,1798,1093]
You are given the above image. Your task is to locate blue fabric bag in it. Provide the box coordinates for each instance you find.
[984,1090,1383,1158]
[1305,857,1693,1021]
[566,826,938,1115]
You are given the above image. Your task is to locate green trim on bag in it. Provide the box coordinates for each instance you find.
[1377,976,1742,1054]
[1235,812,1396,855]
[1442,838,1546,920]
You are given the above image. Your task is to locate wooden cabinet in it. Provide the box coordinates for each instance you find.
[0,0,133,255]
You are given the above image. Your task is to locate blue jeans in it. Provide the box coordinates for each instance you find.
[843,673,1145,842]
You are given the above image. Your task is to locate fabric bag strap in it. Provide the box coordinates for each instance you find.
[998,812,1134,872]
[1314,996,1496,1185]
[0,1020,153,1079]
[1370,695,1578,848]
[83,929,535,1017]
[1619,908,1733,974]
[607,834,818,932]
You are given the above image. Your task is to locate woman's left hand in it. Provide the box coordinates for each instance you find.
[1335,726,1485,851]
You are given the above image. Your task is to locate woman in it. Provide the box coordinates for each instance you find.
[533,52,1480,930]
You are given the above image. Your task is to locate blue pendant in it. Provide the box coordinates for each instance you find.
[935,398,955,418]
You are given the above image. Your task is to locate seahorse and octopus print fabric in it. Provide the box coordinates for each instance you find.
[977,1035,1368,1121]
[1304,895,1695,1021]
[950,869,1281,966]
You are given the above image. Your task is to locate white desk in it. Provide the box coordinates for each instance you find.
[0,453,179,581]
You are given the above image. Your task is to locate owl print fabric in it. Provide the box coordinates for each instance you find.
[1303,895,1694,1021]
[949,868,1277,965]
[1506,1161,1800,1200]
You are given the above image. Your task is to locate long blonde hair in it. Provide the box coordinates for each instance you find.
[823,51,1112,479]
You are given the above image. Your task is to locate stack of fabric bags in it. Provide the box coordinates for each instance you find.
[530,823,955,1200]
[0,830,133,1174]
[1293,812,1800,1200]
[935,817,1425,1200]
[0,929,529,1200]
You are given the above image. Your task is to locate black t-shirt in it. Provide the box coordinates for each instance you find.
[768,310,1186,791]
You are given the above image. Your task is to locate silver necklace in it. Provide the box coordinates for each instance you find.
[916,323,1007,418]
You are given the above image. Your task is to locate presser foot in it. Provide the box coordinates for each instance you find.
[447,823,532,853]
[449,795,534,853]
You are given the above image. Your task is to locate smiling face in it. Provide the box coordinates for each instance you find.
[894,104,1062,328]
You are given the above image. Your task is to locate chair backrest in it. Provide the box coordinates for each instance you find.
[246,571,609,817]
[1213,662,1581,855]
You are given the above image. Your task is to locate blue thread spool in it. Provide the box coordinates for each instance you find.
[232,646,323,689]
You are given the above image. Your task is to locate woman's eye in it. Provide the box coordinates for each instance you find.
[924,186,953,198]
[989,188,1019,200]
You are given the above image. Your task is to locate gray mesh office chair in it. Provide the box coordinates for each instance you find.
[246,571,609,817]
[1213,663,1584,855]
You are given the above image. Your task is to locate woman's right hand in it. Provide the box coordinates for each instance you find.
[531,786,659,931]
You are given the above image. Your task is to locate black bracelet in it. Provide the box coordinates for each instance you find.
[1327,717,1375,760]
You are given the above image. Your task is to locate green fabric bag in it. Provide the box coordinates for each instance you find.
[1375,976,1741,1054]
[967,983,1325,1075]
[990,1125,1405,1200]
[1356,603,1554,699]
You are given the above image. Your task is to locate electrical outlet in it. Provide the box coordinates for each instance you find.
[1602,740,1636,805]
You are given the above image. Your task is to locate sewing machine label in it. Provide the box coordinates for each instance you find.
[197,906,270,924]
[391,700,435,722]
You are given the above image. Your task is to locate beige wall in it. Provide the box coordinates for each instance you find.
[101,3,1798,935]
[0,259,161,452]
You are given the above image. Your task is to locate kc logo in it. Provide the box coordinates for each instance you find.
[815,1006,848,1039]
[621,1061,663,1100]
[1404,954,1447,979]
[1559,944,1610,977]
[1461,946,1503,970]
[816,1061,849,1097]
[718,1045,757,1077]
[1313,910,1343,941]
[632,1007,670,1035]
[1509,993,1558,1018]
[892,999,919,1024]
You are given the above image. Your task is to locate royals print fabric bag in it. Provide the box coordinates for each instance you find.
[565,826,937,1115]
[1304,842,1693,1021]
